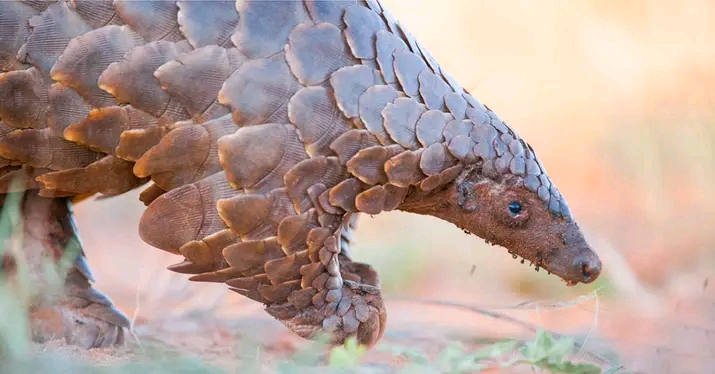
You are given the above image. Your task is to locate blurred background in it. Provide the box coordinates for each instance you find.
[71,1,715,372]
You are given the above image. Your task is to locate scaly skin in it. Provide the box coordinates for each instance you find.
[0,0,601,349]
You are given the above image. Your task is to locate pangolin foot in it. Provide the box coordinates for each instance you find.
[29,266,131,349]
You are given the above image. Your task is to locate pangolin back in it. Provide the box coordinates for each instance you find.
[0,0,591,347]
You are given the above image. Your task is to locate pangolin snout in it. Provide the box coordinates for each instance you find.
[570,252,601,284]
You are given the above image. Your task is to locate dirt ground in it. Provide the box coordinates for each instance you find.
[22,0,715,373]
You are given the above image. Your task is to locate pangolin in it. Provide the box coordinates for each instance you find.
[0,0,602,349]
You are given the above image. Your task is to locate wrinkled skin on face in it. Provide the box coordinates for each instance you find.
[399,165,602,286]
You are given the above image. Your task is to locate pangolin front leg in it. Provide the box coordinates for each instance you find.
[1,190,130,349]
[263,215,387,346]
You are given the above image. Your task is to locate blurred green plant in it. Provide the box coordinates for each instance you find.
[378,329,624,374]
[0,178,84,361]
[510,329,601,373]
[0,183,31,360]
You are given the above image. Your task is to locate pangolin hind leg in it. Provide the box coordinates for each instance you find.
[0,189,130,349]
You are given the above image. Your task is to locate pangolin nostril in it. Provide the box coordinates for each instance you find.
[572,255,601,283]
[581,263,591,280]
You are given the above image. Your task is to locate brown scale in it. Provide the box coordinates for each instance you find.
[444,92,468,120]
[306,183,328,211]
[346,144,405,186]
[50,26,142,107]
[329,178,365,212]
[277,209,321,254]
[222,238,285,275]
[415,109,452,147]
[155,45,246,122]
[385,149,426,187]
[0,68,48,128]
[419,163,464,192]
[355,183,408,214]
[318,188,344,216]
[217,123,309,193]
[116,126,169,163]
[288,86,354,157]
[358,84,403,144]
[305,0,358,26]
[420,143,459,177]
[18,1,93,75]
[284,156,348,213]
[97,40,193,120]
[63,106,156,155]
[330,65,386,119]
[176,0,239,48]
[70,36,196,172]
[217,188,295,241]
[343,5,387,60]
[307,184,347,226]
[134,114,236,191]
[139,171,235,253]
[0,2,38,71]
[218,58,302,127]
[171,228,238,275]
[0,127,104,170]
[36,155,146,197]
[418,70,452,110]
[70,0,125,30]
[375,29,408,84]
[113,0,184,42]
[393,49,428,99]
[286,22,358,86]
[329,129,381,165]
[265,250,313,286]
[382,97,426,149]
[46,83,92,134]
[231,0,311,59]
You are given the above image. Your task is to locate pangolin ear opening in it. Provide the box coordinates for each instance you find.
[454,170,491,212]
[456,182,479,212]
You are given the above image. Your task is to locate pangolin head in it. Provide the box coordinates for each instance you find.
[399,134,601,287]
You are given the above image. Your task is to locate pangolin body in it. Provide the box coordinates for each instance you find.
[0,0,602,348]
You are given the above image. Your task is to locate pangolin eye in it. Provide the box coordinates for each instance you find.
[507,201,522,216]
